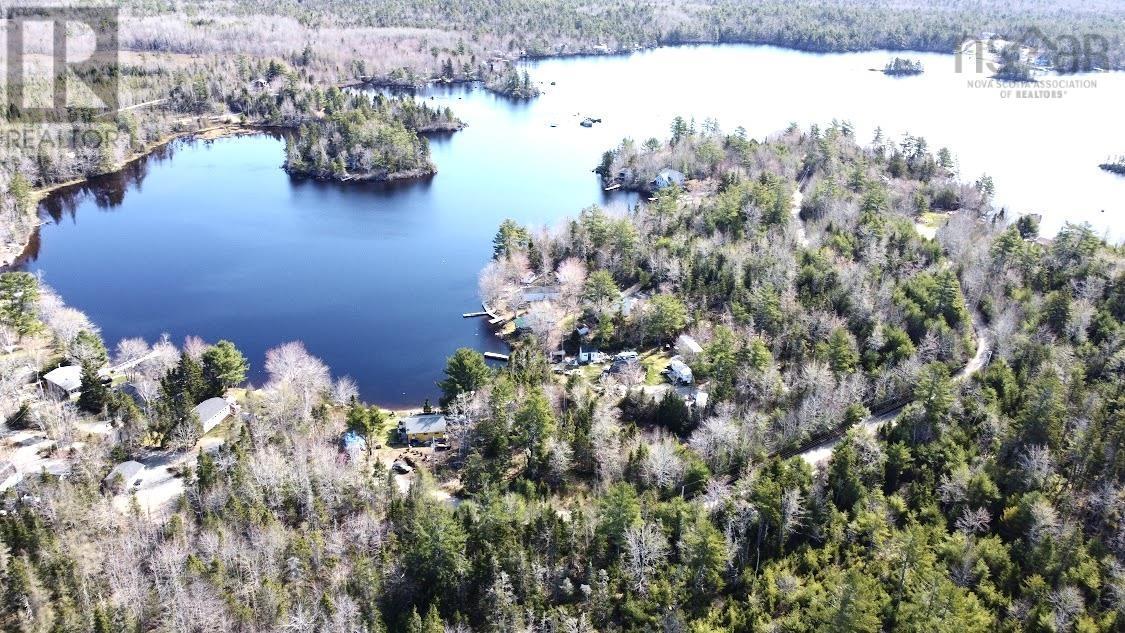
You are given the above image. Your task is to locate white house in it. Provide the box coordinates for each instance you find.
[103,460,145,492]
[42,365,82,399]
[666,358,694,385]
[193,397,233,434]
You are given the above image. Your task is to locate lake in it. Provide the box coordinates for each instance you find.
[16,45,1125,405]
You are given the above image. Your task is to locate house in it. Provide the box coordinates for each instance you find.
[666,358,694,385]
[193,397,233,434]
[341,430,368,460]
[399,413,448,445]
[103,460,145,492]
[676,334,703,357]
[578,346,604,364]
[514,316,532,333]
[521,285,561,304]
[651,168,685,191]
[575,324,591,337]
[0,461,21,492]
[42,365,82,399]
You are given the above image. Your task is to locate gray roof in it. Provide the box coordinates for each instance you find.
[400,413,448,435]
[105,460,144,483]
[193,397,230,423]
[43,365,82,392]
[677,334,703,354]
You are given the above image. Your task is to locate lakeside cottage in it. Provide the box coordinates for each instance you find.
[42,365,82,400]
[651,168,685,190]
[399,413,449,445]
[193,397,233,434]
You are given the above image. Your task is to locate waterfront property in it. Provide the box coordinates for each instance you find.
[398,413,449,445]
[42,365,82,400]
[651,168,685,190]
[193,397,233,434]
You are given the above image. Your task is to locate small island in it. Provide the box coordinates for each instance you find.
[883,57,924,75]
[283,90,461,182]
[1099,155,1125,175]
[485,68,541,99]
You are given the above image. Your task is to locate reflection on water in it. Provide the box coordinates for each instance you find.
[16,44,1125,405]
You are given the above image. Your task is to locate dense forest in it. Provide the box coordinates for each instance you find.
[2,118,1123,631]
[281,89,458,181]
[3,0,1124,260]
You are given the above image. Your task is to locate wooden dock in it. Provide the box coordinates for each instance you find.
[483,352,510,362]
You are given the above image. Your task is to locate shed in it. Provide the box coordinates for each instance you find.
[399,413,448,444]
[104,461,145,492]
[43,365,82,399]
[193,397,233,434]
[651,168,686,190]
[666,359,694,385]
[676,334,704,357]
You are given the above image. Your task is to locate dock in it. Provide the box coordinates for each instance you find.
[604,183,621,191]
[462,311,488,318]
[483,352,510,362]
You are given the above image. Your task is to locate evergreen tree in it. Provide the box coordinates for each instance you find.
[438,348,491,407]
[77,362,109,414]
[201,340,249,396]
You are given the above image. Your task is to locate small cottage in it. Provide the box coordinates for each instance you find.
[43,365,82,399]
[578,346,604,364]
[651,168,686,190]
[399,413,448,445]
[193,397,233,434]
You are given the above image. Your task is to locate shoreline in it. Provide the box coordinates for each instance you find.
[1,117,254,268]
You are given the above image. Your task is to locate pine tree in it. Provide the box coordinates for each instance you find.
[77,362,109,414]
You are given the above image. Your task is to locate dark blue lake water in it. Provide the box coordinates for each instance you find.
[17,45,1125,405]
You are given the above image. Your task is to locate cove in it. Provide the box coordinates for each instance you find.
[16,44,1125,405]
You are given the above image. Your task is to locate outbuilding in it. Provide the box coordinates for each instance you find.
[676,334,704,357]
[193,397,233,434]
[103,461,145,492]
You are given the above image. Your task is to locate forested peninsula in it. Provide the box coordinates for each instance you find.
[2,116,1123,631]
